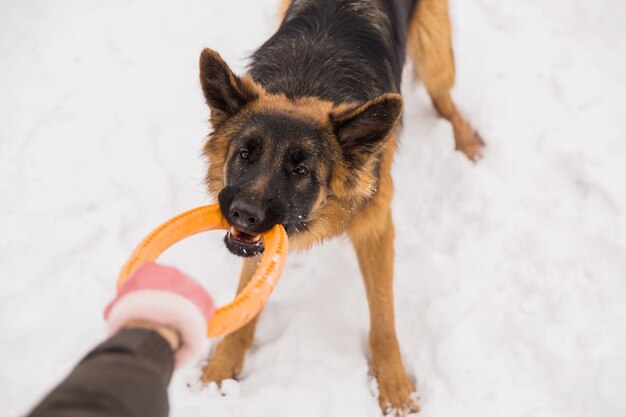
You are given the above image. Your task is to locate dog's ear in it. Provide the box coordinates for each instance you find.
[199,48,259,127]
[330,93,403,166]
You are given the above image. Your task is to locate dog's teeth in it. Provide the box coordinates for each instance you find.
[230,227,261,243]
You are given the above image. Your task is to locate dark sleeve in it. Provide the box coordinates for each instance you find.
[27,328,175,417]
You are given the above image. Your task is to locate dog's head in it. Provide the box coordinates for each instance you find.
[199,49,402,256]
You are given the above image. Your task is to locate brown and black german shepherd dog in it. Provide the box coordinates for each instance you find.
[199,0,482,414]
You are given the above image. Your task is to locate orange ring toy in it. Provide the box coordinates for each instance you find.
[117,204,288,338]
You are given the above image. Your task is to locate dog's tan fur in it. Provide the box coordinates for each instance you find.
[278,0,292,22]
[407,0,484,160]
[200,0,482,415]
[200,256,261,383]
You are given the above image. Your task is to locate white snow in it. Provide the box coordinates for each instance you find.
[1,0,625,416]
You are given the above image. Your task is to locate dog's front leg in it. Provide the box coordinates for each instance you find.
[351,213,419,416]
[200,256,261,385]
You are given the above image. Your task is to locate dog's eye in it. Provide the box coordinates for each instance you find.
[293,165,309,176]
[239,149,250,160]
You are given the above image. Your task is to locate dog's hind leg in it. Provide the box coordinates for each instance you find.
[278,0,292,20]
[407,0,484,161]
[200,257,261,385]
[350,211,419,416]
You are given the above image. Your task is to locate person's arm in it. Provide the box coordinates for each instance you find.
[27,325,178,417]
[26,263,214,417]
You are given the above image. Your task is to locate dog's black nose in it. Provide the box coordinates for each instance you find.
[229,198,265,229]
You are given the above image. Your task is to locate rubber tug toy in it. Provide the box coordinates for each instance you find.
[116,204,288,338]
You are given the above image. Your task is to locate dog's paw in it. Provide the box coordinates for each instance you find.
[199,354,243,386]
[453,121,485,162]
[374,367,420,416]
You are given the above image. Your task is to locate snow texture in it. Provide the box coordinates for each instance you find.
[1,0,625,416]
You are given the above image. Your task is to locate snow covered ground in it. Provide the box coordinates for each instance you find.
[1,0,625,416]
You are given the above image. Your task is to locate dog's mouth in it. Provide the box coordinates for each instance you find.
[224,226,264,257]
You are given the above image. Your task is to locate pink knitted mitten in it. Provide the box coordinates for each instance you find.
[104,262,215,367]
